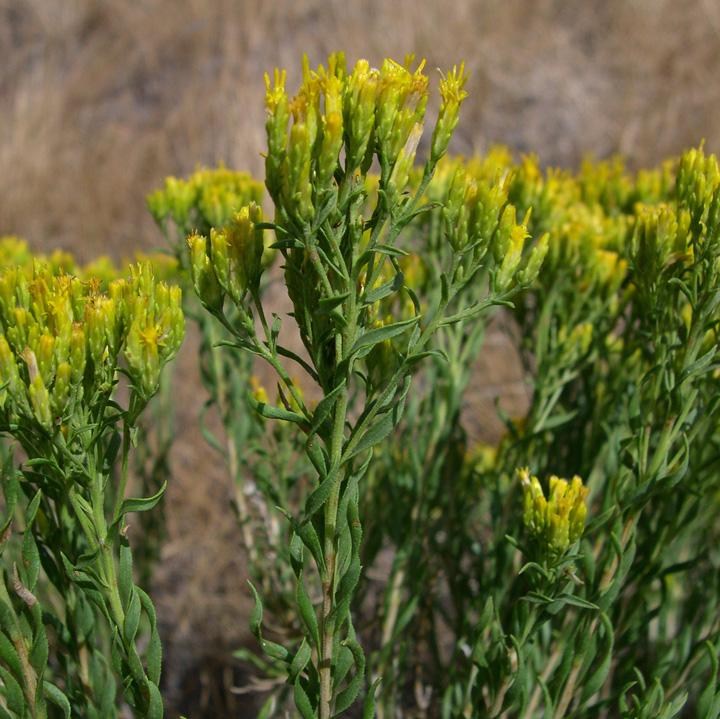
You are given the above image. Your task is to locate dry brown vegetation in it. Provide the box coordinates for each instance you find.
[2,1,720,716]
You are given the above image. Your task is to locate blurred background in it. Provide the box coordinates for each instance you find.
[2,0,720,716]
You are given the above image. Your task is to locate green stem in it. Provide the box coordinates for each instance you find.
[319,383,350,719]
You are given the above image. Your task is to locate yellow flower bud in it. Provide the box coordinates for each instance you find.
[387,122,424,202]
[431,63,469,163]
[516,233,550,288]
[285,122,314,221]
[318,109,343,187]
[29,372,52,431]
[0,335,20,391]
[51,362,73,417]
[495,225,528,292]
[188,232,225,312]
[124,312,161,399]
[212,203,266,306]
[69,326,87,385]
[35,333,56,385]
[265,68,289,197]
[344,59,379,170]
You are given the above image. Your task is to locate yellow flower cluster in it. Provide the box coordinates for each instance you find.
[518,467,589,560]
[0,260,184,433]
[147,163,265,235]
[0,236,181,290]
[263,52,469,218]
[187,202,266,312]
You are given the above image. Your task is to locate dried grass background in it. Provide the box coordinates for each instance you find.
[2,1,720,716]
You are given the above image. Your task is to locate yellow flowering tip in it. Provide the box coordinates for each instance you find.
[264,68,287,104]
[430,62,469,162]
[318,110,344,187]
[495,225,528,292]
[438,62,469,102]
[518,468,589,561]
[187,232,225,312]
[517,466,532,489]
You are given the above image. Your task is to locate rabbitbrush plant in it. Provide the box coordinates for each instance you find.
[182,52,547,718]
[0,260,184,718]
[3,49,720,719]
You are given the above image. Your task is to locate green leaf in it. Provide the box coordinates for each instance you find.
[0,454,18,536]
[697,642,720,719]
[247,390,306,424]
[25,489,42,524]
[247,581,291,663]
[344,379,410,461]
[74,546,102,569]
[356,246,409,272]
[309,381,346,438]
[29,604,48,674]
[102,430,122,474]
[119,537,133,609]
[21,525,40,591]
[404,347,450,367]
[297,574,320,650]
[305,434,329,482]
[0,630,22,679]
[362,678,381,719]
[316,292,351,315]
[553,593,599,611]
[533,409,578,433]
[333,644,354,691]
[302,474,337,524]
[313,186,339,228]
[44,681,71,719]
[334,638,366,716]
[276,345,321,383]
[294,677,316,719]
[289,637,312,683]
[293,514,327,579]
[137,588,162,685]
[362,270,404,306]
[123,590,141,644]
[349,316,420,360]
[119,481,167,516]
[22,457,60,470]
[504,634,527,709]
[677,346,717,386]
[0,665,24,715]
[580,612,614,702]
[332,552,361,628]
[147,681,164,719]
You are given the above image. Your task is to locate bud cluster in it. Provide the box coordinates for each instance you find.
[147,164,265,237]
[187,202,266,312]
[630,205,692,280]
[1,235,181,292]
[441,164,548,292]
[0,260,184,435]
[263,53,469,224]
[518,467,589,562]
